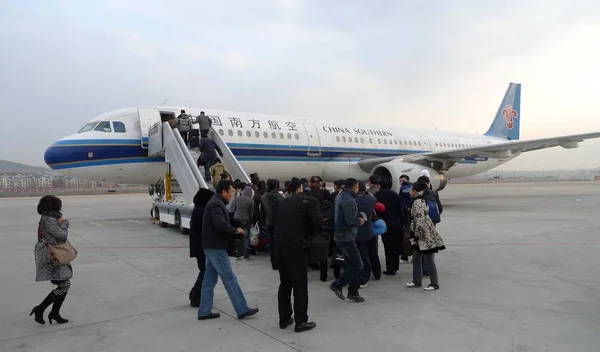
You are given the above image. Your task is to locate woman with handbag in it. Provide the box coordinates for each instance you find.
[405,182,445,291]
[31,195,76,325]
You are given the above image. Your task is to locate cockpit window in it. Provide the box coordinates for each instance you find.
[78,122,99,133]
[94,121,112,133]
[113,121,126,133]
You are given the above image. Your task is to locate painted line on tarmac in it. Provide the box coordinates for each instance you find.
[127,219,147,224]
[450,241,600,247]
[88,221,104,227]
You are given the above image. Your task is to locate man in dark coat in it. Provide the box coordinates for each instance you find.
[306,176,335,281]
[260,179,284,270]
[330,178,366,302]
[355,181,380,286]
[375,177,406,275]
[275,180,322,332]
[197,180,259,320]
[188,188,215,308]
[198,137,223,182]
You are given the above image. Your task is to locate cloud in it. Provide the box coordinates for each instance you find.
[0,0,599,172]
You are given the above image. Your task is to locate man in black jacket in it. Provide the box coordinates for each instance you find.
[260,179,284,270]
[188,188,215,308]
[355,181,380,286]
[197,180,259,321]
[375,177,406,275]
[198,137,223,182]
[275,180,322,333]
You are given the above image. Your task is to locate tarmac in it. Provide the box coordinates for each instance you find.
[0,181,599,352]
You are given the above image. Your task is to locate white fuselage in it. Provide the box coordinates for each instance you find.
[44,106,515,185]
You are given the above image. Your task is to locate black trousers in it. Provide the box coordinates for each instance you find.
[189,255,206,305]
[381,221,404,272]
[357,237,382,284]
[277,243,308,326]
[180,130,189,145]
[268,225,278,270]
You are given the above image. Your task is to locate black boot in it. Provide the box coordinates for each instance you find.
[29,292,54,325]
[48,294,69,324]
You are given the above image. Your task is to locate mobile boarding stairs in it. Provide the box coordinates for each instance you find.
[146,121,251,233]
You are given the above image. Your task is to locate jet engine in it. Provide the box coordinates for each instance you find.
[371,161,448,192]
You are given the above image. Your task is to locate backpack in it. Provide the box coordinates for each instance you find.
[425,198,441,224]
[399,184,412,218]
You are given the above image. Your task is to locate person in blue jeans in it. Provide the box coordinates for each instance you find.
[198,180,259,320]
[329,178,366,302]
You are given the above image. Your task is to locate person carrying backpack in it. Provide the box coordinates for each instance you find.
[416,175,443,224]
[406,181,445,291]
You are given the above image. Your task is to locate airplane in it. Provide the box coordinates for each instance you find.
[44,82,600,192]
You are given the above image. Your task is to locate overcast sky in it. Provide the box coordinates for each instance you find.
[1,0,600,171]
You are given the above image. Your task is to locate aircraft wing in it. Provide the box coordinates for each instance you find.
[357,131,600,171]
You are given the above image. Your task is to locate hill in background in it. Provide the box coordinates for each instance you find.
[0,160,52,174]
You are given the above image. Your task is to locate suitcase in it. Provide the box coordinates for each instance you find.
[189,129,200,137]
[189,135,200,148]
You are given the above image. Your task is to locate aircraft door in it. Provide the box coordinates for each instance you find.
[420,135,433,151]
[138,108,162,149]
[302,122,322,156]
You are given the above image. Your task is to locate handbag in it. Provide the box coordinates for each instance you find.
[38,224,77,265]
[249,225,260,246]
[372,219,387,236]
[307,233,330,264]
[47,241,78,266]
[227,235,245,258]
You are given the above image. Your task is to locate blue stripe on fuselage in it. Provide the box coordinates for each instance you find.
[45,139,482,169]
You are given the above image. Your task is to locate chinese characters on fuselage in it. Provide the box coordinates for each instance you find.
[188,115,391,137]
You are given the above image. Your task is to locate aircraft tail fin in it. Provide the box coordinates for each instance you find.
[484,82,521,140]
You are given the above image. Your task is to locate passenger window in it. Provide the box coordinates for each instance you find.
[78,122,99,133]
[342,137,346,142]
[369,138,373,143]
[295,134,299,140]
[384,139,387,144]
[287,133,292,139]
[418,141,422,146]
[263,132,268,138]
[113,121,126,133]
[394,140,397,145]
[336,136,340,142]
[271,132,276,138]
[349,138,352,143]
[228,130,234,136]
[219,129,224,136]
[354,137,358,143]
[279,132,284,139]
[360,138,364,143]
[94,121,112,132]
[237,130,243,137]
[255,131,260,138]
[378,139,381,144]
[246,131,251,137]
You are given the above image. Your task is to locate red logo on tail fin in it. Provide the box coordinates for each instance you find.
[502,105,518,130]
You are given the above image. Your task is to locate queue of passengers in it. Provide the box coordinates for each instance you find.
[29,172,445,333]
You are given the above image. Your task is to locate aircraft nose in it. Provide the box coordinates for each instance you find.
[44,139,70,170]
